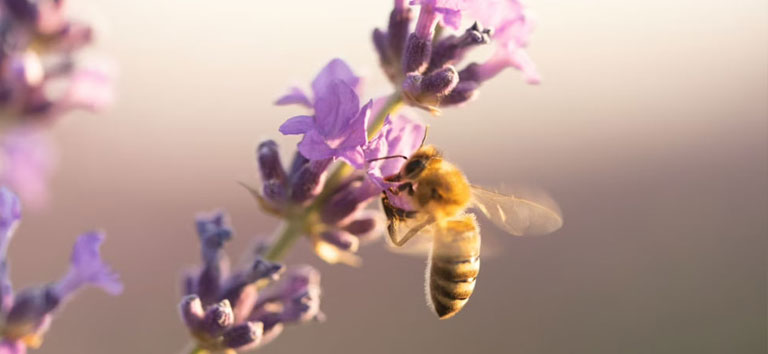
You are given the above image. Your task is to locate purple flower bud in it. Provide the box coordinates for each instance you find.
[373,29,394,79]
[179,295,205,331]
[3,287,58,340]
[257,140,286,182]
[257,140,288,204]
[200,299,234,338]
[420,66,459,96]
[319,176,379,226]
[223,321,263,349]
[53,232,123,301]
[402,33,432,74]
[287,152,310,180]
[343,214,379,239]
[3,0,38,23]
[288,158,332,204]
[0,340,26,354]
[428,22,492,70]
[441,80,479,106]
[320,230,359,253]
[220,258,283,307]
[194,211,233,304]
[0,187,21,255]
[403,66,458,108]
[387,6,412,63]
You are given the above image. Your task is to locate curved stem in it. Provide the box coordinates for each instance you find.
[263,92,404,262]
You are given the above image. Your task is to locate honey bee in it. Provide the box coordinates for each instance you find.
[381,145,563,319]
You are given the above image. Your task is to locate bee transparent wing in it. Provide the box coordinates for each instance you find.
[470,185,563,236]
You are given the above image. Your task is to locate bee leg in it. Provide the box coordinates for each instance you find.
[390,217,435,247]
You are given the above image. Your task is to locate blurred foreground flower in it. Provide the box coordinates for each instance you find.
[0,186,122,353]
[0,0,114,208]
[0,0,113,124]
[0,128,55,209]
[180,210,323,353]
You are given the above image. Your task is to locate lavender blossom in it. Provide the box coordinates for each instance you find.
[279,78,372,167]
[0,0,113,123]
[374,0,539,111]
[0,187,122,353]
[0,128,56,209]
[463,0,541,84]
[180,210,323,353]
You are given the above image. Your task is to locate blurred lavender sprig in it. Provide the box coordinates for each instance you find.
[180,211,323,353]
[0,0,113,208]
[0,186,122,353]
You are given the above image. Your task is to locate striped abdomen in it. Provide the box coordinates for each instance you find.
[427,215,481,319]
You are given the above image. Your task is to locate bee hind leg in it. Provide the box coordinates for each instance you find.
[390,217,435,247]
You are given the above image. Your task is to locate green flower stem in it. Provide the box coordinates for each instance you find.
[264,92,403,262]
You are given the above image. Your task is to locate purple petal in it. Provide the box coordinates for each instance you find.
[275,87,312,108]
[297,130,336,161]
[278,115,314,135]
[335,99,372,151]
[53,68,114,113]
[311,58,360,99]
[54,232,123,300]
[336,148,366,170]
[0,187,21,245]
[0,340,25,354]
[0,129,56,210]
[313,81,361,142]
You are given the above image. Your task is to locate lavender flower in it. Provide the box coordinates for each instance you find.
[462,0,540,84]
[279,59,372,168]
[0,128,56,209]
[0,0,113,123]
[0,187,122,353]
[374,0,539,111]
[180,210,323,353]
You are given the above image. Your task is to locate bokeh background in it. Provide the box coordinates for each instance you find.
[8,0,767,353]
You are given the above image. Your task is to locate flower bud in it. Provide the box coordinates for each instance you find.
[387,7,412,62]
[403,66,459,108]
[428,22,492,70]
[223,321,264,349]
[179,295,205,331]
[3,287,59,339]
[343,216,378,238]
[3,0,38,23]
[288,158,332,203]
[402,33,432,74]
[441,80,479,106]
[257,140,286,182]
[320,230,359,253]
[421,66,459,97]
[200,299,234,337]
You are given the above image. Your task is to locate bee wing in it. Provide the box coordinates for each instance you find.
[470,185,563,236]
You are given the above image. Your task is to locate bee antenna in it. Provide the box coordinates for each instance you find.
[367,155,408,163]
[420,126,429,148]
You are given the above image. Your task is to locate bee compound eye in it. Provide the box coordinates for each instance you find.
[404,159,426,177]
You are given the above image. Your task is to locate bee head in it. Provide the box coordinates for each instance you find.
[400,145,441,180]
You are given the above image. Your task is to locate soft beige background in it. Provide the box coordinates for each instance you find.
[7,0,767,353]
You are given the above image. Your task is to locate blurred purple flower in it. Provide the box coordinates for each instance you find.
[0,187,121,352]
[180,210,323,352]
[0,129,56,210]
[0,0,113,123]
[464,0,540,84]
[410,0,469,31]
